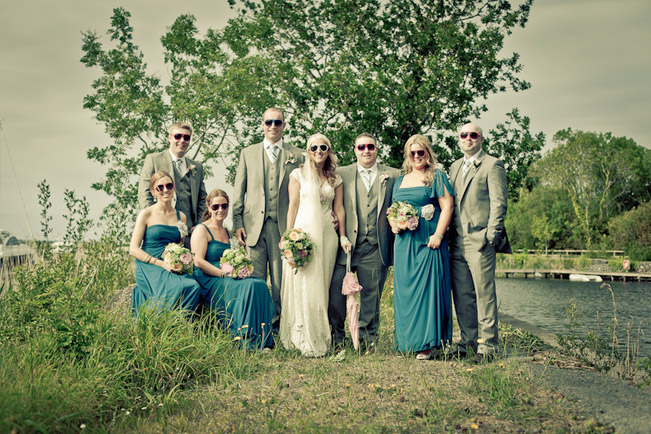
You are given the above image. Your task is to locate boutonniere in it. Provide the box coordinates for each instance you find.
[176,220,189,238]
[380,173,390,184]
[187,165,197,176]
[285,153,297,165]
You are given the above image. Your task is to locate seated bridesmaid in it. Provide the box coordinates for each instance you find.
[191,189,274,351]
[129,171,201,315]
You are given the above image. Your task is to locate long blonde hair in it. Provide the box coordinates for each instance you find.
[402,134,437,187]
[304,133,338,186]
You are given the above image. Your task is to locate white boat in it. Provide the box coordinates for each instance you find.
[569,273,603,282]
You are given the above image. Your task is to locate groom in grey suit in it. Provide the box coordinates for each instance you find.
[449,122,510,362]
[232,107,304,331]
[138,122,208,234]
[328,133,400,352]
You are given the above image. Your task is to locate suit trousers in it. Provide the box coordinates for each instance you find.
[249,218,282,329]
[450,235,498,355]
[328,242,388,348]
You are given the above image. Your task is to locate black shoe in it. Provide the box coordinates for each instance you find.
[451,346,468,359]
[472,352,497,364]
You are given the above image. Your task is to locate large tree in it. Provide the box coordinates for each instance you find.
[81,1,537,236]
[530,129,651,248]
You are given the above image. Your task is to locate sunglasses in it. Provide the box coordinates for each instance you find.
[155,182,175,192]
[264,119,284,127]
[410,150,426,158]
[460,131,480,140]
[356,143,376,151]
[309,144,329,153]
[173,133,191,141]
[210,203,230,211]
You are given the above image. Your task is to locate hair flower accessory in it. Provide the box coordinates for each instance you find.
[285,153,297,165]
[176,220,189,238]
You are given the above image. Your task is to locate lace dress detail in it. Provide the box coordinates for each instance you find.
[279,167,342,356]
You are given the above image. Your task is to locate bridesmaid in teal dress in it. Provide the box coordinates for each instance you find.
[129,171,201,314]
[391,134,455,360]
[191,189,274,351]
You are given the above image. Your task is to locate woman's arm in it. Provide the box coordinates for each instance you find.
[333,184,352,253]
[190,225,226,277]
[129,209,173,272]
[427,186,454,249]
[286,175,301,230]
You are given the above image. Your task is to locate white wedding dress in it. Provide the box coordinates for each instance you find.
[279,166,341,357]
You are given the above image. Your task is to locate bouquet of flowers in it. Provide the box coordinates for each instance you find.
[162,243,194,275]
[220,239,254,279]
[279,228,314,272]
[387,201,419,232]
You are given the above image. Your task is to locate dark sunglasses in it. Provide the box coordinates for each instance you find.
[410,150,426,158]
[173,133,191,141]
[460,131,480,140]
[155,182,175,192]
[264,119,284,127]
[210,203,230,211]
[356,143,376,151]
[309,144,329,153]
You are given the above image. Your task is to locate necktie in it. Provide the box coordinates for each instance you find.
[462,160,473,178]
[174,158,184,173]
[361,169,372,191]
[268,145,279,163]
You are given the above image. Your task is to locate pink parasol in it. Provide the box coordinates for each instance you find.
[341,251,363,350]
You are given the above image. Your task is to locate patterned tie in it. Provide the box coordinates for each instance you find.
[268,145,279,163]
[174,158,184,174]
[361,169,372,191]
[462,160,473,178]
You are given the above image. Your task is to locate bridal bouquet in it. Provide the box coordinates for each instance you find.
[387,201,419,232]
[279,228,314,272]
[162,243,194,275]
[220,239,254,279]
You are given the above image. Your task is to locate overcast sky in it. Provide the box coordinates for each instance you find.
[1,0,650,240]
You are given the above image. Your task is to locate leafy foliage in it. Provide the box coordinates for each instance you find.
[607,201,651,261]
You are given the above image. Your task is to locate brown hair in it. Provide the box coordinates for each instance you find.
[149,171,174,196]
[201,189,230,222]
[355,132,377,144]
[305,133,338,186]
[402,134,437,187]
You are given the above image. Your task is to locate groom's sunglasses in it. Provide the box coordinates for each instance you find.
[173,133,191,141]
[264,119,284,127]
[459,131,480,140]
[155,183,175,192]
[309,144,329,153]
[356,143,376,151]
[210,203,230,211]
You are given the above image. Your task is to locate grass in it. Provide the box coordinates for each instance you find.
[0,243,617,432]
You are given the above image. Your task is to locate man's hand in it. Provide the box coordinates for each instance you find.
[235,228,247,246]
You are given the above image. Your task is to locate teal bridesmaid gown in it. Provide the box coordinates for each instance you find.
[131,212,201,314]
[392,170,454,353]
[193,225,274,350]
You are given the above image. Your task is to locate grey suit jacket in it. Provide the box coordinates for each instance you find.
[335,163,401,266]
[137,150,208,228]
[449,151,510,253]
[232,141,304,247]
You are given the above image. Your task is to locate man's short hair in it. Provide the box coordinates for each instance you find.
[355,132,376,143]
[263,107,285,121]
[169,122,193,135]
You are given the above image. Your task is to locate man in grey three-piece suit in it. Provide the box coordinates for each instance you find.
[232,107,304,332]
[328,133,400,352]
[138,122,208,236]
[449,123,510,362]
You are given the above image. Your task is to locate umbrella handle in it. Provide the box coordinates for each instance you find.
[346,250,352,274]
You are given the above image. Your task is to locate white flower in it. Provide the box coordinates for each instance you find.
[176,220,189,238]
[80,424,87,430]
[421,204,435,221]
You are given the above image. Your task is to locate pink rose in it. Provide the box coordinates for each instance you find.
[284,249,294,260]
[300,250,307,258]
[180,252,192,264]
[237,267,250,278]
[289,231,301,241]
[171,263,182,272]
[221,262,234,275]
[407,216,419,231]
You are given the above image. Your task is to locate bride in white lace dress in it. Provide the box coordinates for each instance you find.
[280,133,352,357]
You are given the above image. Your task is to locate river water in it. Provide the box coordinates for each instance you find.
[495,278,651,358]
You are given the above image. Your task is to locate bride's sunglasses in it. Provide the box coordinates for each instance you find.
[210,203,229,211]
[410,150,426,158]
[155,183,175,192]
[309,144,329,153]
